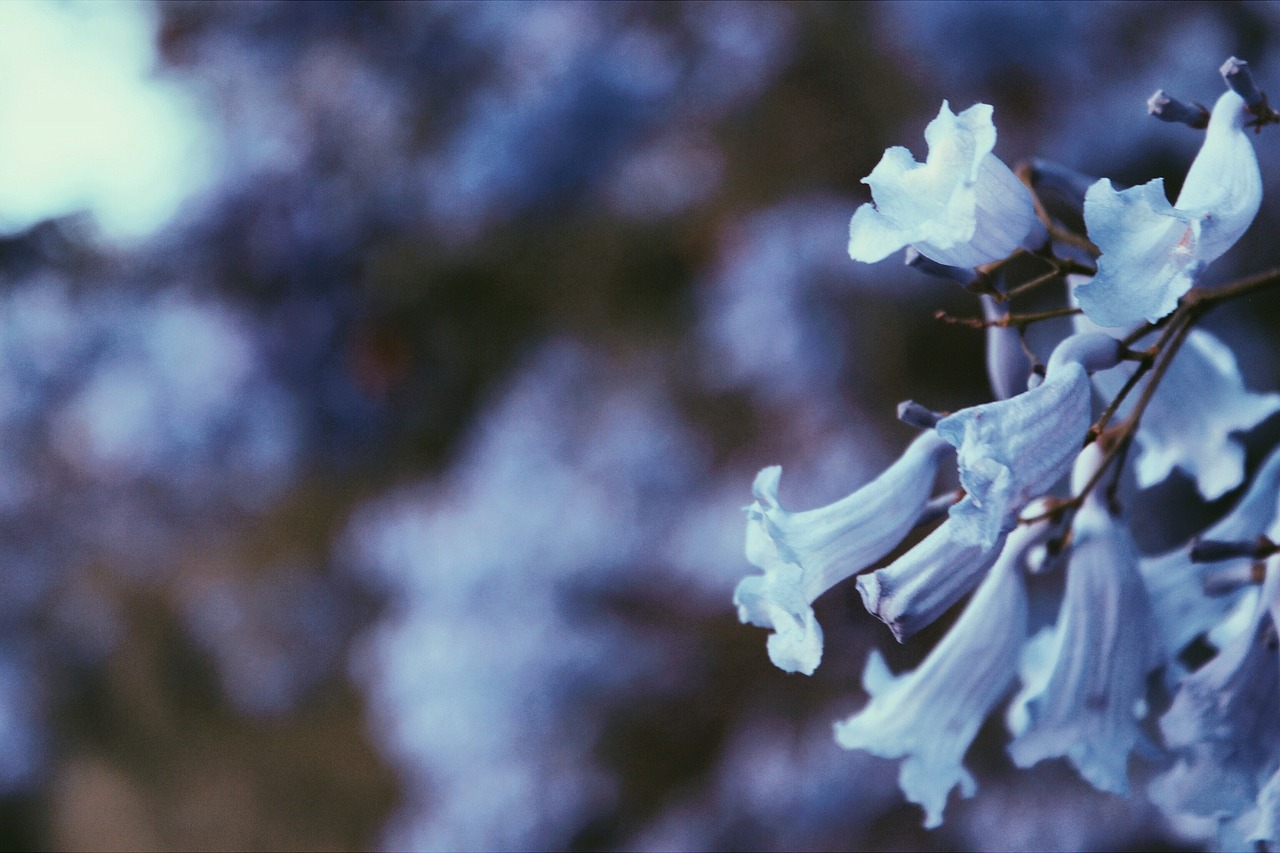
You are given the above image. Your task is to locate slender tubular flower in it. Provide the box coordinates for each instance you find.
[734,430,953,674]
[858,333,1121,641]
[855,496,1006,643]
[1006,447,1157,795]
[1082,323,1280,500]
[1076,90,1262,327]
[936,331,1121,540]
[1141,444,1280,661]
[835,519,1048,828]
[848,101,1040,269]
[1150,559,1280,834]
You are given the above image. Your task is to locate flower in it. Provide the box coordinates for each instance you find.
[734,430,952,674]
[858,333,1121,641]
[1075,90,1262,327]
[835,519,1046,828]
[848,101,1040,269]
[1141,444,1280,663]
[1006,448,1157,795]
[856,496,1006,643]
[1150,560,1280,837]
[1077,311,1280,500]
[936,331,1120,539]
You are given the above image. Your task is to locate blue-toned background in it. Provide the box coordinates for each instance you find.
[3,1,1279,849]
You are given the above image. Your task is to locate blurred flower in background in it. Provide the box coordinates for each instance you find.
[0,1,1277,850]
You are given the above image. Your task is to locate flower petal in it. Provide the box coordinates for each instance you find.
[849,102,1037,269]
[735,431,953,673]
[1151,563,1280,825]
[1075,178,1199,327]
[1141,445,1280,661]
[1175,91,1262,266]
[1085,327,1280,500]
[836,521,1040,827]
[1007,489,1156,794]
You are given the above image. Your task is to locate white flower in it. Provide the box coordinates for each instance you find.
[734,431,952,674]
[859,333,1121,641]
[1076,90,1262,327]
[1006,448,1157,795]
[1150,560,1280,833]
[936,332,1120,540]
[836,520,1046,828]
[856,496,1006,643]
[1077,306,1280,500]
[848,101,1040,269]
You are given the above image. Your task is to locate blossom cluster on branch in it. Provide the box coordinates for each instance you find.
[734,57,1280,844]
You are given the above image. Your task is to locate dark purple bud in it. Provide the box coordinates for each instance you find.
[897,399,943,430]
[1147,89,1209,128]
[1191,536,1277,563]
[1220,57,1265,109]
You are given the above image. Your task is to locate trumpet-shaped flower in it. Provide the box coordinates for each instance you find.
[859,333,1120,640]
[1076,90,1262,327]
[734,431,952,674]
[1080,322,1280,500]
[1007,448,1157,795]
[836,520,1047,828]
[1141,444,1280,662]
[936,332,1120,540]
[856,496,1005,643]
[1150,561,1280,831]
[848,101,1040,269]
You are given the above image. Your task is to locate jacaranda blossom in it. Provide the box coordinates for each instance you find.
[734,430,952,674]
[848,101,1040,269]
[1006,447,1157,795]
[1076,90,1262,327]
[1150,560,1280,840]
[1141,444,1280,662]
[1077,310,1280,500]
[858,333,1121,641]
[836,518,1048,828]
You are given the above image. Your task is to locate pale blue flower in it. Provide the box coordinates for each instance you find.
[1083,325,1280,500]
[1076,90,1262,327]
[856,496,1006,643]
[734,431,953,674]
[1007,448,1157,795]
[1150,563,1280,830]
[859,333,1120,640]
[848,101,1040,269]
[835,520,1047,828]
[936,332,1120,540]
[1141,445,1280,662]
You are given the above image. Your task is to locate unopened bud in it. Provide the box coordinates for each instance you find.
[897,400,943,430]
[1220,57,1265,109]
[1147,89,1209,128]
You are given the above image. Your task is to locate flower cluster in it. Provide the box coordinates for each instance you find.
[734,57,1280,842]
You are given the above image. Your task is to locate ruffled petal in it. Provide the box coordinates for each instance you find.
[836,520,1041,828]
[1078,90,1261,328]
[1075,178,1199,327]
[735,431,953,673]
[1175,91,1262,265]
[1007,476,1156,795]
[849,101,1037,269]
[936,333,1115,539]
[1086,327,1280,500]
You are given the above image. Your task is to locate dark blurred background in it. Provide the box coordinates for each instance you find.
[1,1,1279,850]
